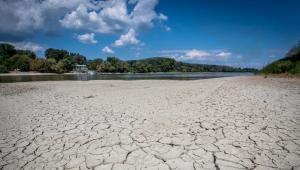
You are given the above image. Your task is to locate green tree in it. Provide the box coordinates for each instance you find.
[30,59,45,72]
[117,61,129,73]
[260,41,300,74]
[96,63,104,72]
[61,56,75,71]
[8,54,32,71]
[103,57,129,73]
[44,58,57,72]
[0,43,16,59]
[0,65,8,73]
[106,57,121,65]
[16,50,36,59]
[45,48,69,61]
[71,53,87,65]
[87,58,103,70]
[53,61,66,73]
[290,61,300,74]
[102,62,116,72]
[130,62,149,73]
[0,43,17,68]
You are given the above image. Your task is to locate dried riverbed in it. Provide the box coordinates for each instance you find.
[0,76,299,170]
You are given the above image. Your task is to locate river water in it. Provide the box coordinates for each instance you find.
[0,72,254,83]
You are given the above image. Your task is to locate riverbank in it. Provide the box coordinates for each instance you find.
[0,72,254,83]
[0,71,254,76]
[0,71,89,76]
[257,73,300,79]
[0,76,299,169]
[0,71,57,76]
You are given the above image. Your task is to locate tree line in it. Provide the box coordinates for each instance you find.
[0,43,87,73]
[0,43,257,73]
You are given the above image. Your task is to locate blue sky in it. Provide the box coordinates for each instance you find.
[0,0,299,68]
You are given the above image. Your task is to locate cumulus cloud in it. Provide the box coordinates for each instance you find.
[215,51,232,59]
[158,13,168,21]
[0,0,167,43]
[102,46,115,54]
[77,33,97,44]
[113,28,140,47]
[60,1,130,34]
[130,0,159,30]
[13,42,45,52]
[0,0,82,41]
[60,0,163,36]
[179,49,210,60]
[159,49,232,61]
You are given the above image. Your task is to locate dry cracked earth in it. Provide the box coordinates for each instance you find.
[0,76,300,170]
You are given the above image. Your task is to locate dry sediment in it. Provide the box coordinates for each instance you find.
[0,76,299,170]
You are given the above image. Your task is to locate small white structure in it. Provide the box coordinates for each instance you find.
[88,70,96,75]
[74,64,88,72]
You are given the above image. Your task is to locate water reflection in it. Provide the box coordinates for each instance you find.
[0,72,254,83]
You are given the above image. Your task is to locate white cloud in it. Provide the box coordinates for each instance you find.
[0,0,82,41]
[158,49,232,61]
[215,51,232,58]
[77,33,97,44]
[102,46,115,54]
[60,1,130,34]
[179,49,210,60]
[0,0,167,43]
[13,42,45,52]
[113,28,140,47]
[158,13,168,21]
[60,0,162,35]
[130,0,159,30]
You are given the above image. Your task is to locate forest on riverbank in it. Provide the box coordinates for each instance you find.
[0,43,257,73]
[260,42,300,75]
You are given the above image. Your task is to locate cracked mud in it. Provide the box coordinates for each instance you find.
[0,77,300,170]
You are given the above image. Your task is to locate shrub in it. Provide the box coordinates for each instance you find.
[61,57,74,71]
[16,50,36,59]
[53,61,65,73]
[260,41,300,74]
[44,58,57,72]
[87,58,103,70]
[30,59,45,72]
[0,43,16,59]
[45,48,69,61]
[289,61,300,74]
[0,65,8,73]
[8,54,32,71]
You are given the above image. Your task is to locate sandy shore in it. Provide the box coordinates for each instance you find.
[0,72,57,76]
[0,72,89,76]
[0,76,299,170]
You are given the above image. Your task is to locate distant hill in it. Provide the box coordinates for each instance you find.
[127,57,257,73]
[260,42,300,74]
